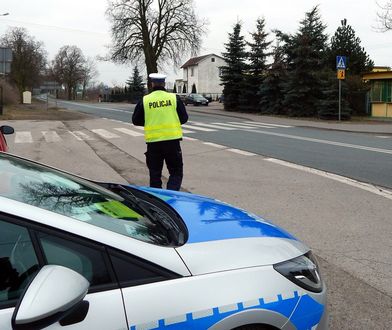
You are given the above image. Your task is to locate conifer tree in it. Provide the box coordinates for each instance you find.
[126,67,145,102]
[319,71,352,119]
[259,44,287,115]
[243,18,272,112]
[281,6,329,117]
[329,20,373,75]
[220,22,247,111]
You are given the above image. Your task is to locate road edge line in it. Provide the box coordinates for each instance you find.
[265,157,392,200]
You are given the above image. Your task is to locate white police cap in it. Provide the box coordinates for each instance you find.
[149,73,166,82]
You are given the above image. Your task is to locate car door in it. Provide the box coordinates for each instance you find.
[0,217,128,330]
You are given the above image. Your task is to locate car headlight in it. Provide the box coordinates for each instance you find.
[273,252,323,293]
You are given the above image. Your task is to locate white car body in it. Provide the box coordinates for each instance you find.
[0,153,327,330]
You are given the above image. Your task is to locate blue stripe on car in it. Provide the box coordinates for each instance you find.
[130,291,324,330]
[132,186,297,243]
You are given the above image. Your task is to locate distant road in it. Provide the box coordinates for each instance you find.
[52,99,392,189]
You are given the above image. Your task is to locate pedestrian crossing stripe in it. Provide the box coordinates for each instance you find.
[91,129,120,139]
[69,131,95,141]
[211,122,258,129]
[11,120,291,144]
[15,131,33,144]
[114,127,143,137]
[182,124,216,132]
[42,131,61,143]
[188,121,236,130]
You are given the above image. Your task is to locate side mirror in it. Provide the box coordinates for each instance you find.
[12,265,90,330]
[0,126,14,135]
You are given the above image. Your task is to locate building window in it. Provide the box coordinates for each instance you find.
[218,68,223,77]
[371,80,392,102]
[371,81,382,102]
[211,58,215,62]
[191,68,194,77]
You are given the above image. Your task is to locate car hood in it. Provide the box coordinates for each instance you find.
[135,187,308,275]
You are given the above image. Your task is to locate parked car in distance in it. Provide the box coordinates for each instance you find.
[0,125,14,152]
[0,153,327,330]
[219,94,224,103]
[185,93,209,106]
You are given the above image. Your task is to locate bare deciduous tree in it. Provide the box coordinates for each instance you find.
[377,1,392,31]
[106,0,206,86]
[0,27,47,102]
[81,57,98,99]
[51,46,86,100]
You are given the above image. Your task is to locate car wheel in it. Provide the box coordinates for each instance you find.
[232,324,277,330]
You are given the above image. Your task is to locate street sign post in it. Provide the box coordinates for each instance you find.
[336,56,347,70]
[336,56,347,121]
[337,69,345,80]
[0,47,12,116]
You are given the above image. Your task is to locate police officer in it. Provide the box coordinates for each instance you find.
[132,73,188,191]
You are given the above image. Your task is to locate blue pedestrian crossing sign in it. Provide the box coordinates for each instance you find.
[336,56,347,69]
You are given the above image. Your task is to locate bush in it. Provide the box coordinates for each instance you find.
[0,80,19,105]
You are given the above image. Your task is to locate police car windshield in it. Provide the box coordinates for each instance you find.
[0,153,178,246]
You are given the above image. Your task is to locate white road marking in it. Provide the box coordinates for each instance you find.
[68,131,82,141]
[183,136,198,141]
[42,131,61,143]
[243,121,293,128]
[376,135,391,139]
[132,126,144,131]
[91,129,120,139]
[246,129,392,155]
[189,121,236,130]
[227,148,256,156]
[58,100,130,113]
[182,124,216,132]
[265,158,392,201]
[114,127,143,137]
[211,122,258,129]
[182,128,194,133]
[70,131,95,141]
[228,121,275,129]
[14,131,33,143]
[203,142,226,148]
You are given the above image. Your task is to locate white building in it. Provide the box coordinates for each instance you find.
[176,54,226,99]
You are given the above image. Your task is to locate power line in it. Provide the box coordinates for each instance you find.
[0,18,108,36]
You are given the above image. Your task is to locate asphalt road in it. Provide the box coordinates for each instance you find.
[54,99,392,189]
[3,113,392,329]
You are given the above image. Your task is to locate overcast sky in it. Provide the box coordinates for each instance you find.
[0,0,390,86]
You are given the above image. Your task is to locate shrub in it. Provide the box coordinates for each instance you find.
[0,80,19,105]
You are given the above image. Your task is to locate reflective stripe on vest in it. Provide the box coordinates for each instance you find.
[143,91,182,143]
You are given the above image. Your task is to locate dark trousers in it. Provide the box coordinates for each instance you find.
[145,140,183,191]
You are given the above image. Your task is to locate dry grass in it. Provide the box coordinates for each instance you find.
[0,101,93,121]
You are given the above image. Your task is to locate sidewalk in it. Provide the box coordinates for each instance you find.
[189,102,392,135]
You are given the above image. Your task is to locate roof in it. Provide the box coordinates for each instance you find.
[181,53,224,68]
[362,71,392,80]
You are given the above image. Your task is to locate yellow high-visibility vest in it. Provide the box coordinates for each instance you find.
[143,90,182,143]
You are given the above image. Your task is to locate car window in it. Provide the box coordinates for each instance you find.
[0,220,39,307]
[109,249,179,287]
[37,232,112,288]
[0,153,174,246]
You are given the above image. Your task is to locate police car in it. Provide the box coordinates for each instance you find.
[0,153,327,330]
